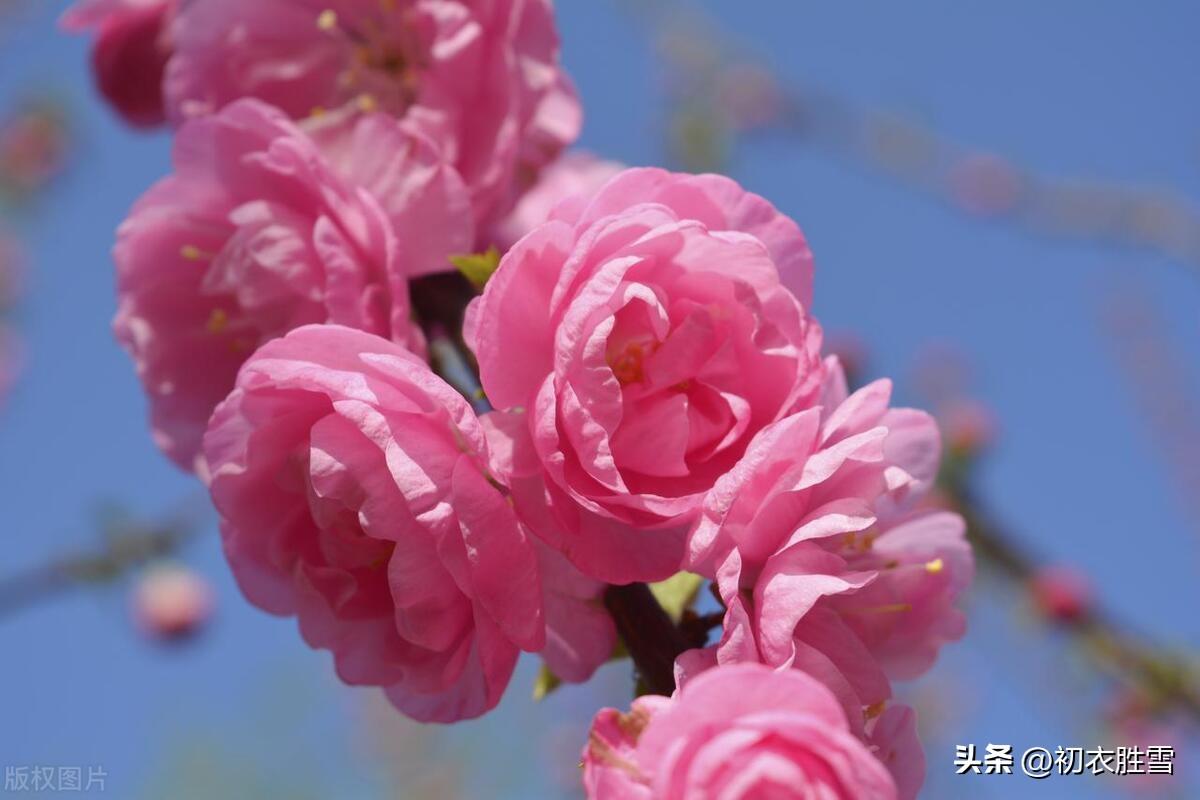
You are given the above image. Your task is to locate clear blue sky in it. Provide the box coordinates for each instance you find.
[1,1,1198,797]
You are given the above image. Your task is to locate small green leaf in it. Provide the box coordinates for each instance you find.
[533,663,563,701]
[449,246,502,291]
[650,571,705,622]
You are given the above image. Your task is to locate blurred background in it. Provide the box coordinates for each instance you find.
[1,1,1198,797]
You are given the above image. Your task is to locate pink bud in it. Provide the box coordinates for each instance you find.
[132,565,214,641]
[1030,566,1092,623]
[941,399,997,454]
[947,152,1023,218]
[89,1,173,128]
[714,63,784,131]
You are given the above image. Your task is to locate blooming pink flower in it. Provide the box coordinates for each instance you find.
[205,324,610,721]
[487,151,625,251]
[132,564,214,641]
[468,167,821,583]
[582,663,911,800]
[163,0,581,226]
[61,0,176,128]
[114,98,470,471]
[681,371,971,723]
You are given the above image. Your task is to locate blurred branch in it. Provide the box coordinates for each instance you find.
[0,503,207,620]
[1098,282,1200,537]
[942,461,1200,723]
[629,0,1200,277]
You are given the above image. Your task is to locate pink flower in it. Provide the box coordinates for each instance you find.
[61,0,176,128]
[469,167,821,583]
[0,105,69,196]
[204,324,610,721]
[164,0,581,226]
[582,663,910,800]
[487,151,625,251]
[681,373,971,722]
[132,564,214,641]
[114,98,470,471]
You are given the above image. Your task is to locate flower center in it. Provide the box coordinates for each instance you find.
[316,5,422,110]
[610,342,647,386]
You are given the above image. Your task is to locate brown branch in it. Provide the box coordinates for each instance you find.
[604,583,694,696]
[945,471,1200,723]
[0,508,204,620]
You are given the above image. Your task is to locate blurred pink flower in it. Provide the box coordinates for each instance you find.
[469,167,821,583]
[947,152,1023,218]
[204,324,599,722]
[114,98,470,471]
[0,104,69,196]
[582,663,912,800]
[940,397,997,454]
[164,0,580,227]
[680,372,971,725]
[132,564,214,641]
[487,150,625,251]
[714,63,784,131]
[1029,565,1092,623]
[61,0,176,128]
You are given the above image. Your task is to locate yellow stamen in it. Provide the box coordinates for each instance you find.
[356,93,378,112]
[180,244,210,261]
[610,343,646,385]
[925,558,944,574]
[317,9,338,32]
[310,106,326,118]
[864,701,887,721]
[206,308,229,334]
[206,309,229,334]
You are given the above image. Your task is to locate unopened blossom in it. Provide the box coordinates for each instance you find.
[1029,565,1091,623]
[947,152,1023,218]
[61,0,176,128]
[487,151,625,251]
[114,98,470,471]
[0,104,69,196]
[681,371,971,722]
[164,0,581,226]
[940,398,997,455]
[205,324,610,722]
[132,564,214,641]
[470,167,821,584]
[582,663,912,800]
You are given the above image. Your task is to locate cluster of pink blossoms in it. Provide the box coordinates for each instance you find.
[68,2,973,797]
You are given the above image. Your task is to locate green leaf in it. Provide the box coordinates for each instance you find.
[449,246,502,291]
[649,571,705,622]
[532,663,563,701]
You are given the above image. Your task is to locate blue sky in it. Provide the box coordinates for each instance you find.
[1,1,1198,797]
